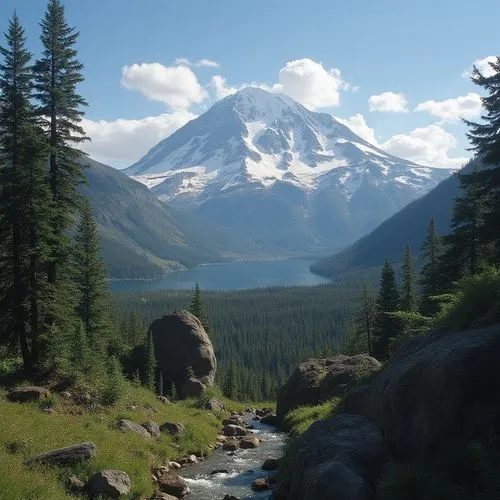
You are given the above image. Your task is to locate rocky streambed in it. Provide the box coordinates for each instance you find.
[180,413,286,500]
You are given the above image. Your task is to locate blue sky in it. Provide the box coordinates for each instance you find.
[1,0,498,168]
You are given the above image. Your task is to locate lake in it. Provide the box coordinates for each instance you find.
[110,258,330,292]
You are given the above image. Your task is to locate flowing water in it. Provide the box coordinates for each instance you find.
[181,416,286,499]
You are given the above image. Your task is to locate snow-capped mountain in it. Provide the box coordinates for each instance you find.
[126,87,455,252]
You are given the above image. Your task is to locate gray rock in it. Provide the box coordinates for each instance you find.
[181,377,206,398]
[117,419,151,438]
[260,413,278,425]
[149,310,217,396]
[157,474,190,497]
[252,478,270,491]
[283,413,387,500]
[342,324,500,460]
[160,421,186,437]
[222,424,248,437]
[87,470,131,498]
[223,441,239,451]
[141,421,161,438]
[203,397,225,411]
[262,457,280,470]
[149,493,178,500]
[68,475,86,493]
[276,355,380,424]
[7,386,51,402]
[26,442,97,466]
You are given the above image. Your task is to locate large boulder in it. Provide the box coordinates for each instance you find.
[26,442,96,466]
[157,474,190,497]
[342,324,500,461]
[7,386,51,402]
[150,310,217,395]
[117,419,151,438]
[87,470,131,498]
[181,377,205,398]
[276,355,380,424]
[283,413,387,500]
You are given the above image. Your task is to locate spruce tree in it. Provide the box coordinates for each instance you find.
[73,199,112,353]
[33,0,87,285]
[420,218,443,315]
[144,329,156,392]
[401,245,418,312]
[373,261,400,361]
[190,282,211,334]
[464,57,500,260]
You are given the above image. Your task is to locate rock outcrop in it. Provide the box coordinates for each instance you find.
[342,324,500,460]
[117,419,151,438]
[7,386,51,402]
[26,442,96,466]
[283,414,387,500]
[276,354,380,424]
[149,310,216,397]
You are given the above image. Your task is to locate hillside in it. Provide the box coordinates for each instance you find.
[125,87,454,253]
[310,162,474,277]
[80,157,253,278]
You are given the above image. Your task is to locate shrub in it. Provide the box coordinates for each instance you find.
[284,398,340,437]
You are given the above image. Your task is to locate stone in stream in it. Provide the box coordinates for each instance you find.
[160,421,186,437]
[252,477,271,492]
[141,421,161,438]
[262,457,281,470]
[178,454,198,466]
[260,413,278,425]
[26,442,97,466]
[239,437,260,449]
[210,468,230,475]
[222,441,239,451]
[168,461,182,470]
[7,386,51,402]
[149,493,179,500]
[157,474,190,497]
[117,419,151,438]
[222,496,240,500]
[87,470,132,498]
[222,424,248,436]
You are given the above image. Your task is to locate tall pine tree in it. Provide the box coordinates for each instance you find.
[400,245,418,312]
[190,282,211,334]
[373,261,400,361]
[419,217,443,316]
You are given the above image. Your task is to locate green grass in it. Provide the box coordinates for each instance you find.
[0,382,229,499]
[284,398,340,437]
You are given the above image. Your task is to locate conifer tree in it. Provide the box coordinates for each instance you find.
[420,218,443,315]
[73,199,112,353]
[144,328,156,392]
[223,360,240,400]
[33,0,87,285]
[190,282,211,334]
[373,261,400,361]
[401,245,418,312]
[464,58,500,260]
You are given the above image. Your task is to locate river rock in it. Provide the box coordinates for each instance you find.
[203,397,225,411]
[87,470,131,498]
[262,457,280,470]
[260,413,278,425]
[283,413,387,500]
[158,474,190,497]
[7,386,51,402]
[179,454,198,466]
[239,437,260,449]
[141,421,161,438]
[168,461,182,470]
[149,310,217,397]
[342,323,500,461]
[223,424,248,437]
[149,493,179,500]
[222,496,239,500]
[223,441,239,451]
[26,442,97,466]
[117,419,151,438]
[276,354,380,425]
[160,421,186,437]
[252,478,270,492]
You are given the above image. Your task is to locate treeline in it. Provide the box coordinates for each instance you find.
[114,277,373,401]
[347,57,500,360]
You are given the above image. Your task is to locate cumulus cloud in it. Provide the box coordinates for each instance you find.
[81,111,196,165]
[211,58,353,110]
[381,124,468,169]
[414,93,482,123]
[175,57,220,68]
[463,55,497,78]
[368,91,408,112]
[335,113,379,145]
[121,63,208,110]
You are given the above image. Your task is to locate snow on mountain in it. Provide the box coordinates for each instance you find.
[125,87,455,252]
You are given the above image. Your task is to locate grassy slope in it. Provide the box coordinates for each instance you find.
[0,383,247,500]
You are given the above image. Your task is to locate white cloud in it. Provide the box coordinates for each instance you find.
[463,55,497,78]
[211,58,352,110]
[381,124,468,169]
[121,63,208,110]
[414,92,482,123]
[368,91,408,112]
[81,111,196,164]
[174,57,220,68]
[335,113,379,145]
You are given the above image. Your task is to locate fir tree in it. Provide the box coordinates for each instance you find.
[464,57,500,260]
[33,0,87,287]
[419,218,443,316]
[223,360,239,400]
[373,261,400,361]
[144,328,156,392]
[190,282,211,334]
[73,199,112,353]
[401,245,418,312]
